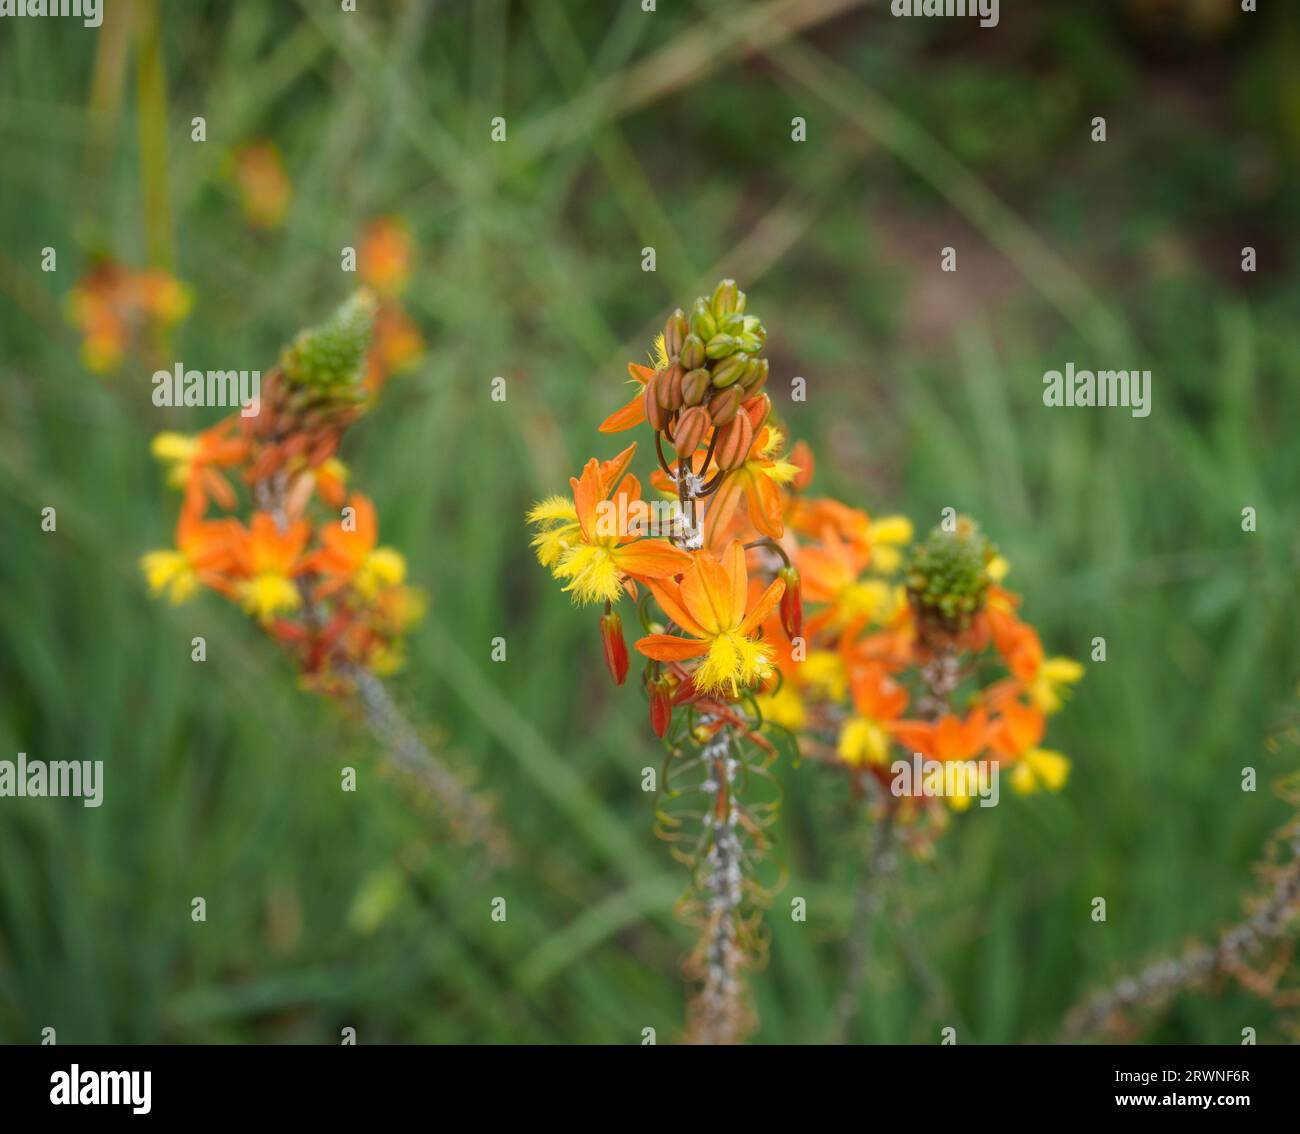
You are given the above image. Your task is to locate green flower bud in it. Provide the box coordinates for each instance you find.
[710,352,749,388]
[741,357,769,394]
[681,367,711,406]
[689,300,717,342]
[711,278,739,319]
[680,333,706,371]
[905,516,996,634]
[705,333,739,361]
[281,290,377,394]
[663,309,688,358]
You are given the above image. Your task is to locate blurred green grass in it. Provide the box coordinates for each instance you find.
[1,0,1298,1043]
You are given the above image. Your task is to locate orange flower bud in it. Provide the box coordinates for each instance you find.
[708,385,742,426]
[742,392,771,431]
[663,309,688,358]
[649,675,674,738]
[673,405,710,458]
[644,372,668,430]
[778,566,802,641]
[599,611,629,686]
[713,411,753,471]
[657,362,684,411]
[681,367,711,406]
[741,357,769,395]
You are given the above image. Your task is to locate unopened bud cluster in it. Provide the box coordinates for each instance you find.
[648,279,771,470]
[906,516,996,634]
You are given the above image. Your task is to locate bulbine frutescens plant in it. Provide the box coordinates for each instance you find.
[141,290,502,859]
[529,280,1081,1043]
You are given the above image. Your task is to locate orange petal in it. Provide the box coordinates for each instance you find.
[745,472,786,540]
[597,443,638,493]
[614,539,693,580]
[723,540,748,627]
[680,550,734,635]
[569,458,603,540]
[738,576,785,637]
[635,634,710,662]
[702,472,744,550]
[598,393,647,434]
[647,577,709,640]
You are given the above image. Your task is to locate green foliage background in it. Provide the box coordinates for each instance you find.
[1,0,1298,1044]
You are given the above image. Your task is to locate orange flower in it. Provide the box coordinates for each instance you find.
[536,448,692,605]
[798,528,897,634]
[701,409,799,544]
[67,261,191,372]
[990,699,1072,795]
[837,662,908,766]
[229,512,310,619]
[304,492,407,599]
[987,604,1084,712]
[365,302,424,390]
[151,424,248,514]
[230,141,292,230]
[358,217,414,297]
[140,511,241,604]
[636,541,786,696]
[891,706,991,764]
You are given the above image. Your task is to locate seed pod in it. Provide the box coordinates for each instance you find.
[680,333,706,371]
[710,352,749,389]
[681,367,711,406]
[663,309,688,358]
[708,385,742,427]
[741,357,769,394]
[673,405,710,457]
[689,300,716,342]
[711,279,739,318]
[644,372,668,430]
[713,412,754,470]
[705,333,738,360]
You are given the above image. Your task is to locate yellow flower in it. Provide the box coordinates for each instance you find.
[355,547,406,599]
[636,541,786,697]
[150,431,200,490]
[539,453,690,606]
[1028,656,1084,714]
[756,681,806,733]
[800,650,847,702]
[140,550,200,604]
[837,716,890,767]
[1010,748,1071,794]
[867,515,912,575]
[239,574,301,619]
[945,762,982,812]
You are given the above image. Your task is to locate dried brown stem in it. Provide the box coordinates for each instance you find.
[1059,820,1300,1042]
